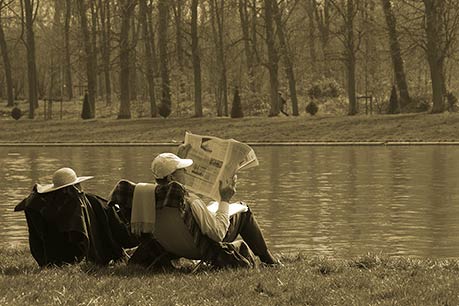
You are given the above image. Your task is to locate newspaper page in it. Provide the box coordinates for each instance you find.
[183,131,259,201]
[207,201,248,216]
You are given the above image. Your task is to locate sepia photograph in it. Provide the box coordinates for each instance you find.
[1,0,459,305]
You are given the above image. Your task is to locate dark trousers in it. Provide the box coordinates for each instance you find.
[129,207,276,267]
[223,208,275,264]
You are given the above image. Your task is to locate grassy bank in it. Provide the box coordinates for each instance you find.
[1,248,459,305]
[2,112,459,143]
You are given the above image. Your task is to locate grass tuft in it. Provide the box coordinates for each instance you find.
[3,112,459,143]
[2,247,459,305]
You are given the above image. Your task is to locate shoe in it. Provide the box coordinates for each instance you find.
[262,259,284,268]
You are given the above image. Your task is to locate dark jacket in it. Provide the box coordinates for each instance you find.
[15,185,136,267]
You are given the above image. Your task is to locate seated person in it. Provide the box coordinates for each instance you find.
[15,167,136,267]
[109,150,279,269]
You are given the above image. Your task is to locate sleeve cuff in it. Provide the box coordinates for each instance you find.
[217,201,230,215]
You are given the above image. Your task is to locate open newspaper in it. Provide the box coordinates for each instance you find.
[183,131,259,201]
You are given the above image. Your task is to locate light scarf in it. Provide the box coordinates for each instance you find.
[130,183,157,235]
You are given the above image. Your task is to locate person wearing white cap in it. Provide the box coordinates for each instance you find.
[15,167,135,267]
[130,146,279,268]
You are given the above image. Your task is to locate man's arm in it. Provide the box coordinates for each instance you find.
[189,180,236,242]
[189,195,229,242]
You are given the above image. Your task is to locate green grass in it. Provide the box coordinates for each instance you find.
[2,112,459,144]
[2,247,459,305]
[3,97,459,143]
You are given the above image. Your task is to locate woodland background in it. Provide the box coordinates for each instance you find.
[0,0,458,119]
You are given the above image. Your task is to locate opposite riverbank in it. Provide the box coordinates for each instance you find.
[1,248,458,305]
[1,112,459,144]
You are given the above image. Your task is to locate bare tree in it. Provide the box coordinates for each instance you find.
[172,0,184,70]
[272,0,299,116]
[330,0,359,115]
[210,0,228,116]
[250,0,260,64]
[191,0,202,117]
[264,0,280,116]
[129,11,140,101]
[77,0,97,118]
[304,0,318,78]
[22,0,39,118]
[423,0,448,113]
[399,0,459,113]
[47,0,63,101]
[238,0,256,93]
[118,0,136,119]
[63,0,73,100]
[381,0,411,108]
[0,0,14,107]
[314,0,333,77]
[98,0,111,105]
[147,2,159,76]
[90,0,98,98]
[139,0,157,117]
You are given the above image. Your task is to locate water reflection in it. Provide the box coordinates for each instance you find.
[2,145,459,258]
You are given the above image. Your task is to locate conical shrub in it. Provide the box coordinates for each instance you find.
[306,100,319,116]
[81,93,92,119]
[387,85,400,114]
[231,88,244,118]
[158,102,171,118]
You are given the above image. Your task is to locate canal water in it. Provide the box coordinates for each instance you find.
[1,145,459,258]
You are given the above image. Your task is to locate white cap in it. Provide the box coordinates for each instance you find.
[151,153,193,179]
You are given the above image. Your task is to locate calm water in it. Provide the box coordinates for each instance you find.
[2,145,459,258]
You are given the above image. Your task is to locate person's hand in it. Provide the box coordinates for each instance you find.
[177,143,191,158]
[219,175,237,202]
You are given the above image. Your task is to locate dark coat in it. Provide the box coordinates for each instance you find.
[15,185,136,267]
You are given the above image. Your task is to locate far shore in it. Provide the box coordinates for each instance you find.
[2,112,459,144]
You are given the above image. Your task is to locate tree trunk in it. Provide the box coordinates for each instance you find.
[129,14,140,102]
[90,0,98,102]
[139,0,157,117]
[346,0,357,115]
[64,0,73,100]
[314,0,332,77]
[305,0,317,77]
[381,0,410,108]
[250,0,260,64]
[173,0,184,70]
[118,0,135,119]
[210,0,228,116]
[0,11,14,107]
[238,0,256,93]
[424,0,445,113]
[264,0,279,116]
[49,0,63,100]
[98,0,111,105]
[272,0,299,116]
[210,0,221,116]
[23,0,39,118]
[77,0,96,118]
[191,0,202,117]
[147,6,159,77]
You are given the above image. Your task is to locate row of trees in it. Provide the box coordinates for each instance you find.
[0,0,459,119]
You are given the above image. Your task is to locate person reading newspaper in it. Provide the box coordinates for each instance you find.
[182,131,259,201]
[127,145,279,269]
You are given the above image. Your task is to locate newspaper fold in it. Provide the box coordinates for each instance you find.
[182,131,259,201]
